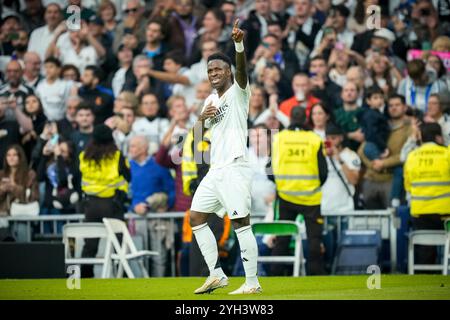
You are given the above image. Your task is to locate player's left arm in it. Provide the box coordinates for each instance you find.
[231,19,248,90]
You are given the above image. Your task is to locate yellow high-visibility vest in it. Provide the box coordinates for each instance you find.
[181,129,211,196]
[404,142,450,216]
[79,150,129,198]
[272,129,323,206]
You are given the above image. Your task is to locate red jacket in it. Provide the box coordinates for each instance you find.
[279,95,321,118]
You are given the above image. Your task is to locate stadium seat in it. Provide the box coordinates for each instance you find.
[443,219,450,275]
[102,218,158,279]
[62,223,113,279]
[408,230,447,275]
[251,221,306,276]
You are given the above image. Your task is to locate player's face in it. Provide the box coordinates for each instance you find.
[207,60,231,90]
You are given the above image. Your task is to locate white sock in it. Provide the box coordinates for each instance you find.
[235,225,259,287]
[192,223,224,277]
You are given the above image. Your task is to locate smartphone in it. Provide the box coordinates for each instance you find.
[50,134,59,146]
[324,140,332,149]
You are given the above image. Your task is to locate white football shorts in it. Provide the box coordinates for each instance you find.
[190,161,253,220]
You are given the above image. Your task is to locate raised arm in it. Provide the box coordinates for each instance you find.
[231,19,248,90]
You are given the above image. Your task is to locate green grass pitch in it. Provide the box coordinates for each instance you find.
[0,275,449,300]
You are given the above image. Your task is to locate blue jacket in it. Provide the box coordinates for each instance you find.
[130,157,175,210]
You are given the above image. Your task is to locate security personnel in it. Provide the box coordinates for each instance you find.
[404,123,450,265]
[270,106,328,275]
[79,124,130,277]
[181,128,231,276]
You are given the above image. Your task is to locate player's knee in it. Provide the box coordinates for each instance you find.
[231,215,250,230]
[190,210,207,228]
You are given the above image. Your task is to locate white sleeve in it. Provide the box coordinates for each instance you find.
[340,149,361,171]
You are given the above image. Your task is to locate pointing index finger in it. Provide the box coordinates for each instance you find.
[233,19,240,29]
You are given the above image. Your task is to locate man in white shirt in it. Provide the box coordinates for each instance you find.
[189,20,262,295]
[36,57,74,121]
[321,123,361,213]
[28,3,63,62]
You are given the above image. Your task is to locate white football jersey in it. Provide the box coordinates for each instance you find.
[202,81,251,169]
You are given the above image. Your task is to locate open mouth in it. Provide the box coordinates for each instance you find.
[211,78,220,85]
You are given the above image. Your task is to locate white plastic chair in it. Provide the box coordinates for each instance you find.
[251,220,306,276]
[443,219,450,275]
[102,218,158,278]
[408,230,447,275]
[62,223,113,278]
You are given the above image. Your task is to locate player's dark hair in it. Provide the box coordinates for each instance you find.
[44,56,61,68]
[76,102,94,115]
[207,52,232,69]
[420,122,442,143]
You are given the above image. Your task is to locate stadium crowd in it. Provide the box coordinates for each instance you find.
[0,0,449,276]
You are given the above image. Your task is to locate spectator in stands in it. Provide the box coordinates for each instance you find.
[113,0,148,52]
[308,55,342,111]
[0,12,22,56]
[255,63,292,102]
[70,103,95,156]
[252,93,290,129]
[334,81,364,151]
[108,105,136,157]
[346,65,366,106]
[145,40,218,108]
[241,0,277,60]
[20,0,45,33]
[61,64,81,83]
[321,123,361,213]
[10,29,29,60]
[79,124,130,278]
[248,85,267,126]
[166,0,202,64]
[46,21,104,74]
[136,19,170,72]
[285,0,322,70]
[358,94,411,209]
[111,44,134,97]
[425,54,449,90]
[365,28,406,73]
[279,73,320,119]
[313,4,354,50]
[78,65,114,125]
[22,94,47,163]
[309,102,332,140]
[327,46,365,88]
[37,138,80,232]
[251,33,300,83]
[425,93,450,146]
[221,1,237,36]
[0,144,39,218]
[124,55,152,98]
[366,53,403,98]
[22,51,43,90]
[27,3,63,62]
[190,8,231,65]
[57,95,81,139]
[132,93,169,154]
[155,95,193,213]
[189,80,212,117]
[397,59,448,113]
[0,60,34,120]
[129,135,175,276]
[36,57,74,122]
[98,0,118,42]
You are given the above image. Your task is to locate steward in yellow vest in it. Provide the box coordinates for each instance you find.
[180,127,231,276]
[404,123,450,217]
[78,124,130,278]
[404,123,450,265]
[269,106,328,275]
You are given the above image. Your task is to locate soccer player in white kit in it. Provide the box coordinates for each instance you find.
[190,20,262,295]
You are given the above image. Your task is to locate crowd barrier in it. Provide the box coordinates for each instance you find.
[2,209,398,274]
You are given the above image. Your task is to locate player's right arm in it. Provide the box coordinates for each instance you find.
[193,102,217,149]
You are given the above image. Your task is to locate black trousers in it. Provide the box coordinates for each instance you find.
[411,214,448,266]
[81,195,124,278]
[270,198,326,276]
